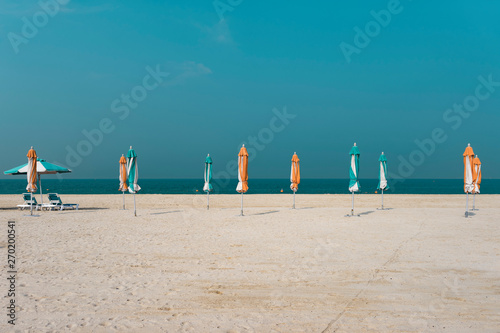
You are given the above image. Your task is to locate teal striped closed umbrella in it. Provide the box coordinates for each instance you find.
[377,152,389,210]
[348,143,360,216]
[126,146,141,216]
[203,154,213,210]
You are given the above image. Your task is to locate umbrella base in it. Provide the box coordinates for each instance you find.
[345,211,360,217]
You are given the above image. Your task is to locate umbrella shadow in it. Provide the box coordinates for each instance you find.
[376,207,394,211]
[248,210,280,216]
[344,210,374,217]
[55,208,108,213]
[294,207,314,210]
[151,210,182,215]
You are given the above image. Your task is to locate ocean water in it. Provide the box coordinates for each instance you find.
[0,179,499,195]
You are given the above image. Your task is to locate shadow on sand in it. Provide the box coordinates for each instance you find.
[150,210,182,215]
[248,210,280,216]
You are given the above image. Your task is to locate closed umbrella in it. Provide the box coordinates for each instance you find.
[290,152,300,209]
[377,152,389,210]
[127,146,141,216]
[204,154,213,210]
[463,143,475,218]
[5,157,71,205]
[26,147,38,215]
[236,145,249,216]
[119,154,128,209]
[348,143,360,216]
[472,155,481,211]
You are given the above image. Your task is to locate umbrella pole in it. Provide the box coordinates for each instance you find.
[351,191,354,216]
[465,193,469,218]
[39,174,43,205]
[30,192,33,216]
[240,192,244,216]
[133,192,136,217]
[381,189,384,210]
[473,193,476,211]
[122,191,125,210]
[207,191,210,210]
[293,191,296,209]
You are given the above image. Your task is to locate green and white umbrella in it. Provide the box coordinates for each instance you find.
[126,146,141,216]
[348,143,360,216]
[4,157,71,205]
[203,154,213,210]
[377,152,389,210]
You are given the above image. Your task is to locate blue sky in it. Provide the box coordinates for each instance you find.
[1,0,499,180]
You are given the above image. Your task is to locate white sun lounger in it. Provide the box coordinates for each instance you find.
[45,193,79,211]
[17,193,40,210]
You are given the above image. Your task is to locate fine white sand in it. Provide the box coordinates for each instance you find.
[0,194,499,332]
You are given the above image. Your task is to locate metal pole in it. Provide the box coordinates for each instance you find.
[122,191,125,210]
[381,189,384,210]
[293,191,296,209]
[30,192,33,215]
[465,193,469,218]
[39,174,43,205]
[240,192,243,216]
[133,192,136,217]
[207,191,210,210]
[351,191,354,216]
[473,193,476,211]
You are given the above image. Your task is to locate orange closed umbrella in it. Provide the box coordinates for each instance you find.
[236,145,249,215]
[290,152,300,209]
[119,154,128,209]
[26,146,38,215]
[463,143,475,217]
[472,155,481,210]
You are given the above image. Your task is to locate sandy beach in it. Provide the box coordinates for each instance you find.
[0,194,499,332]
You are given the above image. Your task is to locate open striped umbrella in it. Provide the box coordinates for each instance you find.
[119,154,128,209]
[236,145,249,216]
[463,143,475,217]
[290,152,300,209]
[127,146,141,216]
[472,155,481,210]
[377,152,389,210]
[26,147,38,215]
[348,143,360,216]
[5,156,71,205]
[203,154,213,210]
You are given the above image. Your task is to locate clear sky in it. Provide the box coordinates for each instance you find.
[1,0,499,180]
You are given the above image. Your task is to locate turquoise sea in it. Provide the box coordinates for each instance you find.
[0,179,498,195]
